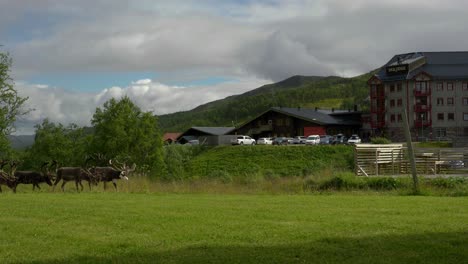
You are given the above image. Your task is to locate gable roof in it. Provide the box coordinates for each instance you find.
[190,126,235,135]
[271,107,360,126]
[375,51,468,81]
[177,127,235,140]
[163,133,182,141]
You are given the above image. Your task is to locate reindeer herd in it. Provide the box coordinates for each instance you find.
[0,158,136,193]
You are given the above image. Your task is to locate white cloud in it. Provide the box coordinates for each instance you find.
[14,77,268,134]
[4,0,468,133]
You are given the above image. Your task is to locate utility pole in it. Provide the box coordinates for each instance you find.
[402,109,419,194]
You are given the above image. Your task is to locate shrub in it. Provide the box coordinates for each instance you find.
[371,137,392,144]
[319,174,365,190]
[207,170,232,183]
[426,177,467,188]
[365,177,401,190]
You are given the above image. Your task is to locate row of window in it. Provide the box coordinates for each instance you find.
[436,113,456,121]
[389,83,403,93]
[436,82,468,91]
[413,81,468,92]
[435,113,468,121]
[438,97,468,106]
[389,98,403,107]
[389,113,468,122]
[387,97,468,107]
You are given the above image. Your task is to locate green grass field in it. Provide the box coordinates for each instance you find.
[1,193,467,263]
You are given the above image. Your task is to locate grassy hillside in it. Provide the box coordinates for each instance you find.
[186,145,354,178]
[158,73,373,133]
[1,194,467,263]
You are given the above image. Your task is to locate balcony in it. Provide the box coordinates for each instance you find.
[413,89,431,97]
[414,104,432,112]
[414,120,432,127]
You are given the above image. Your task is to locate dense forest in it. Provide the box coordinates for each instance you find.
[158,72,374,133]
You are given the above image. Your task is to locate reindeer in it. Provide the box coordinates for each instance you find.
[0,160,16,193]
[12,162,54,192]
[53,166,98,192]
[90,160,135,190]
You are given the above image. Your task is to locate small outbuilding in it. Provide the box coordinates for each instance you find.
[163,132,182,144]
[176,126,235,145]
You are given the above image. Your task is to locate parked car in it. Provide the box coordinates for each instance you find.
[331,134,347,145]
[347,134,361,145]
[319,135,333,145]
[231,135,256,145]
[448,160,465,169]
[292,136,307,144]
[257,137,273,145]
[305,135,320,145]
[272,137,290,145]
[185,139,200,145]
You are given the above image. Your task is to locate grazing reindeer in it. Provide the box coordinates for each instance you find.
[90,160,136,190]
[0,160,16,193]
[13,162,53,191]
[53,167,98,192]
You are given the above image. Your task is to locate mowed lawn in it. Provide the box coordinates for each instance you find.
[0,194,467,264]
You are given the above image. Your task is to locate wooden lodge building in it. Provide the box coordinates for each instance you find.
[233,107,362,138]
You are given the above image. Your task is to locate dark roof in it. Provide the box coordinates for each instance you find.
[271,107,360,126]
[189,126,235,135]
[375,51,468,81]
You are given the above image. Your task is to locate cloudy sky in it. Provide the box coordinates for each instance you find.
[1,0,468,134]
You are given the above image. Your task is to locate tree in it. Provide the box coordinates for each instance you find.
[90,96,166,178]
[0,51,29,153]
[22,119,90,170]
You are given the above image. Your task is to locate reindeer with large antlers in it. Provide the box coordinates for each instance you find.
[89,159,136,191]
[53,159,99,192]
[12,161,54,192]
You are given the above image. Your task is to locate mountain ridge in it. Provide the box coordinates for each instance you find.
[158,72,373,133]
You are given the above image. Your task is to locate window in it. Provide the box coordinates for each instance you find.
[390,99,395,107]
[447,97,454,105]
[435,128,447,138]
[463,82,468,91]
[389,84,395,92]
[463,98,468,105]
[415,81,428,92]
[437,113,444,121]
[464,113,468,121]
[437,98,444,106]
[397,83,402,92]
[447,82,454,91]
[448,113,455,121]
[436,82,443,91]
[397,99,402,107]
[397,114,402,122]
[390,114,395,123]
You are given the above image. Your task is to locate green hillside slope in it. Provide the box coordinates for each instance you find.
[187,145,354,178]
[159,72,373,133]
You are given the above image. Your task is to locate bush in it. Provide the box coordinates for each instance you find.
[371,137,392,144]
[426,177,467,188]
[365,177,402,190]
[207,170,232,183]
[319,174,365,190]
